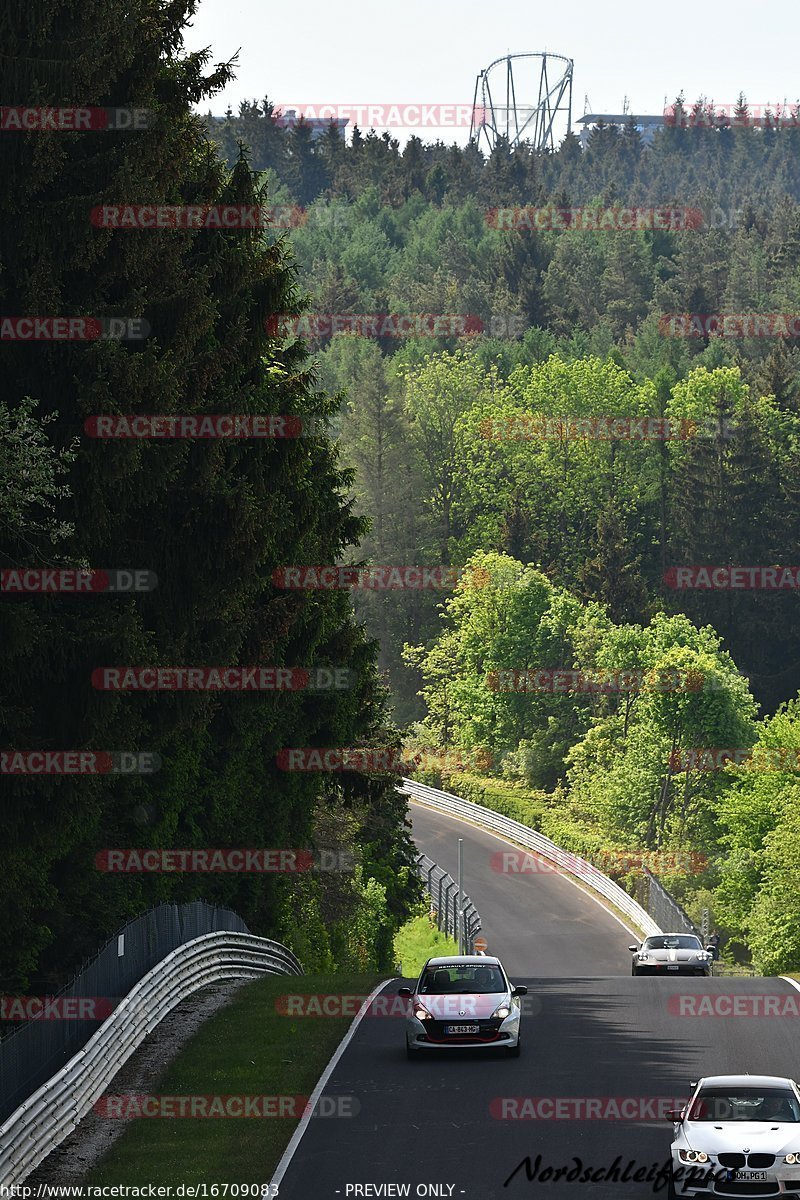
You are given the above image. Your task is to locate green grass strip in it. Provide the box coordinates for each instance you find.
[85,971,384,1185]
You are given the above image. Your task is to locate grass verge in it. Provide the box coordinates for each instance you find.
[393,910,457,976]
[85,971,384,1185]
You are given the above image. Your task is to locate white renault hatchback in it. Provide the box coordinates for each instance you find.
[398,954,527,1058]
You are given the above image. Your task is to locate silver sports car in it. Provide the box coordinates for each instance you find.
[398,954,527,1058]
[630,933,713,977]
[667,1074,800,1197]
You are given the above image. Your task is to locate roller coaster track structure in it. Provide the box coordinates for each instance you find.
[470,53,574,153]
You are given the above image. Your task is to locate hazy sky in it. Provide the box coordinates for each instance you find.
[183,0,800,144]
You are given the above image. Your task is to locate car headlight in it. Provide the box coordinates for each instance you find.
[785,1154,799,1165]
[679,1150,709,1163]
[492,1003,511,1020]
[638,953,651,960]
[414,1003,432,1021]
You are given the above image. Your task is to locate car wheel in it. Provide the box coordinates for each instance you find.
[631,965,639,977]
[406,1038,421,1060]
[507,1038,521,1058]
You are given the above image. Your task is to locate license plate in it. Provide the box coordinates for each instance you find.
[667,965,679,970]
[445,1024,479,1034]
[727,1171,768,1182]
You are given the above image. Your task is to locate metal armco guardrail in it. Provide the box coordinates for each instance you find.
[417,852,481,952]
[0,932,301,1186]
[399,778,661,938]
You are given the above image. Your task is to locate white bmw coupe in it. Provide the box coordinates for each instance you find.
[667,1074,800,1197]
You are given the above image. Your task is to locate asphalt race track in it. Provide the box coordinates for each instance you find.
[274,805,800,1200]
[408,801,633,975]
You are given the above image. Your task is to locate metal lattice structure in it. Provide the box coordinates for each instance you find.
[470,53,574,153]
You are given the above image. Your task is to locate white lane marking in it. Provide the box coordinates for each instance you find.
[410,799,645,942]
[267,978,394,1190]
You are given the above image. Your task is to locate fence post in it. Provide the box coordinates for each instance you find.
[464,904,475,951]
[413,847,482,953]
[443,881,455,936]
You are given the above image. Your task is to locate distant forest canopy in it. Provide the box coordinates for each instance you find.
[204,95,800,715]
[204,93,800,208]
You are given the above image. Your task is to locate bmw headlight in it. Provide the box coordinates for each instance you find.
[492,1003,511,1020]
[679,1150,709,1163]
[785,1154,799,1165]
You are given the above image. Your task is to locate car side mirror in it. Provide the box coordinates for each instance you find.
[511,985,528,996]
[665,1110,683,1122]
[705,946,714,952]
[628,945,639,952]
[397,986,412,998]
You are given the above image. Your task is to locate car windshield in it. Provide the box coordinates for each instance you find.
[644,935,702,951]
[418,964,506,994]
[688,1088,800,1123]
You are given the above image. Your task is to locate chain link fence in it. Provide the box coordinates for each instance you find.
[0,900,255,1123]
[639,869,699,936]
[637,871,755,975]
[416,853,481,953]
